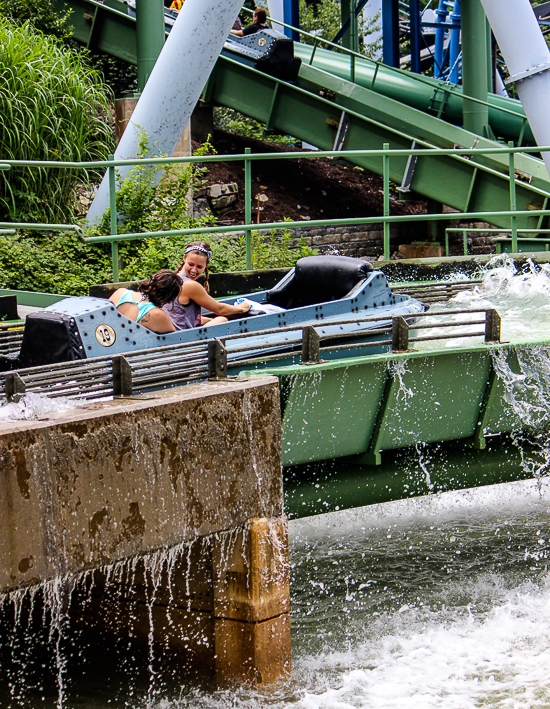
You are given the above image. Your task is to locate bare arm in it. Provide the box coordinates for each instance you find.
[181,281,250,316]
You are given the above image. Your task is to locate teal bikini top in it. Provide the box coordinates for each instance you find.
[116,290,157,322]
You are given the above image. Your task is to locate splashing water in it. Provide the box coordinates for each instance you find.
[0,393,90,422]
[417,256,550,349]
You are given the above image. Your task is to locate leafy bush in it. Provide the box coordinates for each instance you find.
[0,231,111,295]
[209,225,317,272]
[0,16,114,223]
[214,108,297,146]
[85,134,218,281]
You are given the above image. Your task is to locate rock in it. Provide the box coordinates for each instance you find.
[205,183,239,213]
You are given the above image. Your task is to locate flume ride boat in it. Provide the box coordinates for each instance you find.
[0,256,424,373]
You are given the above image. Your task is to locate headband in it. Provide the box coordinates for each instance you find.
[185,245,213,260]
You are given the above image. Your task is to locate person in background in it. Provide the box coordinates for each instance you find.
[230,7,267,36]
[164,241,251,330]
[169,0,183,12]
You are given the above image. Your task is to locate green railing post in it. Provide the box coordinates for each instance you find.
[383,142,390,260]
[508,141,518,253]
[108,154,119,283]
[244,147,252,270]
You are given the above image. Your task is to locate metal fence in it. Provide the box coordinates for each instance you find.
[2,141,550,279]
[1,307,501,403]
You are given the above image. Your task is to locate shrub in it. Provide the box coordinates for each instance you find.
[209,225,317,272]
[0,16,114,223]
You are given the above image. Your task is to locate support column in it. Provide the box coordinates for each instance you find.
[461,0,490,136]
[136,0,165,91]
[382,0,400,67]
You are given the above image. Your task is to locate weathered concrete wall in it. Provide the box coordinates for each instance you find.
[0,376,289,685]
[0,377,282,593]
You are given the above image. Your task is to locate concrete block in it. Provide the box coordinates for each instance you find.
[0,377,282,593]
[213,518,289,623]
[215,613,291,684]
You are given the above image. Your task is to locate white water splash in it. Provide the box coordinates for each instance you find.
[0,392,89,422]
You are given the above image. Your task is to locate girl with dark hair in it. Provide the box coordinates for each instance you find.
[109,269,182,333]
[164,241,250,330]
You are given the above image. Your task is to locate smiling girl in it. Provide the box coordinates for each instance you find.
[163,241,251,329]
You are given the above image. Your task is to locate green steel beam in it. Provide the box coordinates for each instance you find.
[461,0,490,137]
[0,289,66,307]
[53,0,137,64]
[208,58,550,229]
[136,0,165,90]
[248,340,536,468]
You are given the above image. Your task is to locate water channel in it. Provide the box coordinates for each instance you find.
[2,256,550,707]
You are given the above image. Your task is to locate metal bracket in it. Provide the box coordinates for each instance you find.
[112,355,133,397]
[354,371,396,466]
[333,112,349,152]
[505,61,550,86]
[302,326,321,364]
[398,141,418,193]
[468,365,498,450]
[392,316,410,351]
[485,309,501,343]
[5,372,26,403]
[208,338,228,379]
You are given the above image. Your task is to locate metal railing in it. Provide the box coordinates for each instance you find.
[2,142,550,277]
[1,307,501,403]
[247,6,531,136]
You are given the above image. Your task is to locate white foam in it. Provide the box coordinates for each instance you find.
[293,577,550,709]
[0,392,89,421]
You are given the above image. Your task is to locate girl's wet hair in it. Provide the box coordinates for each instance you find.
[138,269,182,307]
[176,241,212,292]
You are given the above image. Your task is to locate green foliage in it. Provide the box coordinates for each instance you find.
[0,231,111,295]
[85,134,218,281]
[298,0,382,58]
[0,0,72,40]
[209,224,317,272]
[214,108,297,146]
[0,16,114,223]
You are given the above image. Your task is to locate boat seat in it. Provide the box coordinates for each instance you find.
[266,255,374,309]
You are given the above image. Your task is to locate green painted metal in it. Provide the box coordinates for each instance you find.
[461,0,490,136]
[244,148,252,270]
[495,238,550,254]
[247,341,535,468]
[136,0,165,90]
[108,156,119,282]
[55,0,535,147]
[53,0,137,64]
[0,289,66,307]
[208,58,550,229]
[284,438,536,517]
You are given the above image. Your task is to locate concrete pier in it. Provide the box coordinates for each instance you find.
[0,376,289,685]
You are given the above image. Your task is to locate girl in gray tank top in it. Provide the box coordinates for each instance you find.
[163,241,251,329]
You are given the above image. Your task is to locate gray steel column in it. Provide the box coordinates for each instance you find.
[87,0,244,222]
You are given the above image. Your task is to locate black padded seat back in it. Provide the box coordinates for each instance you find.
[267,255,374,309]
[18,312,85,368]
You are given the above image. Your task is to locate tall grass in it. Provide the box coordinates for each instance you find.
[0,17,114,222]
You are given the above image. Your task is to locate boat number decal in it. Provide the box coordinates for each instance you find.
[95,324,116,347]
[258,37,266,46]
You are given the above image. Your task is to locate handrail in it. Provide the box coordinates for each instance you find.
[240,6,529,124]
[4,141,550,270]
[1,307,501,402]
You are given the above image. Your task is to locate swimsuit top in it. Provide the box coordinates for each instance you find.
[115,290,157,322]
